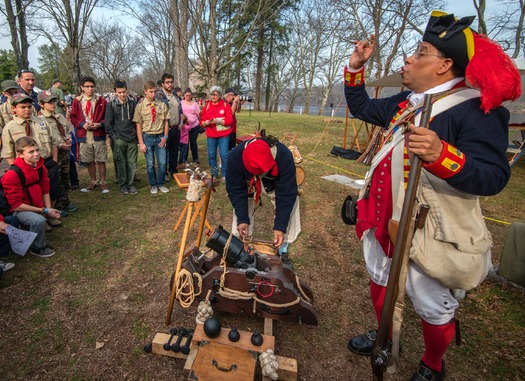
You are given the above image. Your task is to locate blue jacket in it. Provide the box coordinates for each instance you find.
[344,84,510,196]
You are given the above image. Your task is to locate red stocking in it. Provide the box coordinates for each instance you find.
[370,281,387,325]
[421,319,455,372]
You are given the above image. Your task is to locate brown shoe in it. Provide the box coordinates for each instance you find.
[47,218,62,227]
[81,182,97,192]
[100,183,110,194]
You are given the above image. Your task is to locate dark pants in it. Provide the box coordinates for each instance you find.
[0,215,19,257]
[55,149,71,209]
[229,132,237,151]
[69,132,79,186]
[44,158,63,202]
[114,138,138,187]
[179,143,189,164]
[189,126,200,162]
[167,127,180,175]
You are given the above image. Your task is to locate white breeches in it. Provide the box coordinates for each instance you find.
[362,229,459,325]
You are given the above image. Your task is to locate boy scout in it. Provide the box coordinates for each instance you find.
[38,90,78,215]
[0,80,19,132]
[133,81,170,194]
[1,93,63,227]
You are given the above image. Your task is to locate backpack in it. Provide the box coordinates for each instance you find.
[0,164,44,216]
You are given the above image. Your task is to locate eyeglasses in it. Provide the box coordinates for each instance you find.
[83,85,95,88]
[211,93,220,96]
[413,44,444,60]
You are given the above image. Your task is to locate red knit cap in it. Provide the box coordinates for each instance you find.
[242,139,278,176]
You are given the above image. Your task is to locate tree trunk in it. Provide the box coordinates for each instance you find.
[254,23,265,111]
[264,27,274,112]
[5,0,29,70]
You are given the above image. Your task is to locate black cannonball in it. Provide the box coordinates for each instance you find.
[228,327,240,342]
[203,317,222,338]
[143,342,152,353]
[251,330,263,346]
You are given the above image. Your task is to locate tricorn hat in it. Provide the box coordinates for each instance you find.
[424,10,521,113]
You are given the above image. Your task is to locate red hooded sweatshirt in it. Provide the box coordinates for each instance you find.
[1,156,50,210]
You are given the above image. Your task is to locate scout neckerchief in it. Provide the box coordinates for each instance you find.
[25,120,32,137]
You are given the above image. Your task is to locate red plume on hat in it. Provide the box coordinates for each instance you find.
[424,10,522,114]
[242,139,278,176]
[466,33,522,113]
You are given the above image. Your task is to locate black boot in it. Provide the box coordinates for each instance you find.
[409,360,445,381]
[347,329,394,356]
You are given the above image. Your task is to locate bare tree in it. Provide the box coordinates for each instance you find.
[35,0,101,89]
[186,0,267,87]
[486,0,525,58]
[1,0,35,70]
[84,20,143,90]
[473,0,488,34]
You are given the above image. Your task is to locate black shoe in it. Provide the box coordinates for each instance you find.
[71,184,79,190]
[347,329,394,357]
[410,360,445,381]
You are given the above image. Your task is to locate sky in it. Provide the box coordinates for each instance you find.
[0,0,507,71]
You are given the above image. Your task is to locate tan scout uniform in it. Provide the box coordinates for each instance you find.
[41,110,73,208]
[40,110,70,146]
[164,93,181,127]
[133,99,170,134]
[0,101,15,133]
[1,115,59,160]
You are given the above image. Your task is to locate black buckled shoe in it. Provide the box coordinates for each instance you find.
[347,329,395,357]
[410,360,445,381]
[347,329,377,356]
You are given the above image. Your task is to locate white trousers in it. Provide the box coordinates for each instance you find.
[363,229,459,325]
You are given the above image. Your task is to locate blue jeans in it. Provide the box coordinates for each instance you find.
[143,133,167,187]
[0,215,19,256]
[207,136,229,177]
[179,143,189,164]
[14,211,47,250]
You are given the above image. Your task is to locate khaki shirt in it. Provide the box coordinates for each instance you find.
[1,115,59,159]
[133,99,169,134]
[77,95,96,121]
[41,110,70,145]
[0,101,14,133]
[164,92,181,126]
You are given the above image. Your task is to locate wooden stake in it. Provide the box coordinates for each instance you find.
[165,201,195,325]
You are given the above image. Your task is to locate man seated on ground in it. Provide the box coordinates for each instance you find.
[1,137,60,257]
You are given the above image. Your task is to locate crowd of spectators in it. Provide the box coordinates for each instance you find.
[0,70,243,276]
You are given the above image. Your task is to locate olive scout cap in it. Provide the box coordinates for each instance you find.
[38,90,58,103]
[11,93,33,106]
[1,80,19,92]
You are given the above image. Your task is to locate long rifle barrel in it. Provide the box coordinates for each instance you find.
[371,94,433,381]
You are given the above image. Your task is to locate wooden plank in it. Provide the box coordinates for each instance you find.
[264,318,273,336]
[151,332,189,359]
[192,324,275,353]
[276,355,298,381]
[183,343,199,377]
[189,342,256,381]
[259,355,298,381]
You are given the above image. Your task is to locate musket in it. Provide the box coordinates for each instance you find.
[371,94,433,381]
[357,125,383,166]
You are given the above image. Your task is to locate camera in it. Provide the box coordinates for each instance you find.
[239,95,253,102]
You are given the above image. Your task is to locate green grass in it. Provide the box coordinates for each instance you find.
[0,110,523,380]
